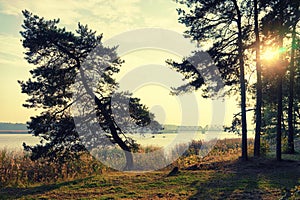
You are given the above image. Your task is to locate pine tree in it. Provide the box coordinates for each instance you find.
[260,0,300,160]
[19,10,156,170]
[169,0,253,160]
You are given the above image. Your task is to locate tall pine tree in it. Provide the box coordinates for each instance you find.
[169,0,253,160]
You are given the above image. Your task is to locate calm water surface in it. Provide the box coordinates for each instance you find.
[0,131,254,150]
[0,134,40,150]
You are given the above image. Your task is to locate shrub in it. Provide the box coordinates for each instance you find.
[260,139,270,156]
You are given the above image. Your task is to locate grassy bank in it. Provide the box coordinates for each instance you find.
[1,156,299,199]
[0,138,299,199]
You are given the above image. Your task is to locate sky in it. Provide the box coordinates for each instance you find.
[0,0,244,127]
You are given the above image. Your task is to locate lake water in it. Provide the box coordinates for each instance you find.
[0,134,40,150]
[0,131,255,150]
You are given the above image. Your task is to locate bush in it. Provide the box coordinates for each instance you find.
[260,139,270,156]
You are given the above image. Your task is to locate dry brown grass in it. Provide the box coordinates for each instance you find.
[0,138,246,187]
[170,138,254,169]
[0,138,299,199]
[0,149,105,187]
[0,138,292,188]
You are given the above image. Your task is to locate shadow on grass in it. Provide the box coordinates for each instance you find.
[0,176,93,199]
[188,156,300,199]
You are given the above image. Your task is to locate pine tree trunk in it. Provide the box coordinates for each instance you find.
[254,0,262,157]
[276,7,285,162]
[276,73,283,161]
[287,24,296,154]
[233,0,248,160]
[95,97,134,171]
[79,62,134,170]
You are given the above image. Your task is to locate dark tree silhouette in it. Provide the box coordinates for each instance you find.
[19,10,158,170]
[253,0,262,157]
[287,23,298,154]
[286,2,300,154]
[261,0,300,160]
[169,0,253,160]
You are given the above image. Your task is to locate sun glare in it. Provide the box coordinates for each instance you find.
[261,48,279,61]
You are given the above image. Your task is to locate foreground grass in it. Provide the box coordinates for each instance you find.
[1,138,299,199]
[1,154,299,200]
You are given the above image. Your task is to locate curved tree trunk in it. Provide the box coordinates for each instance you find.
[78,59,134,170]
[94,97,134,170]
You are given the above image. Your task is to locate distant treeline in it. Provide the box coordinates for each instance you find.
[0,123,27,131]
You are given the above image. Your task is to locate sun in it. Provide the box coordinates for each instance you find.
[261,47,287,62]
[261,48,279,61]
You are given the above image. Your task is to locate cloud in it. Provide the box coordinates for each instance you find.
[0,0,185,37]
[0,0,142,32]
[0,34,25,67]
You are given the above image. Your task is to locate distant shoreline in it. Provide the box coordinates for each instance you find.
[0,130,29,134]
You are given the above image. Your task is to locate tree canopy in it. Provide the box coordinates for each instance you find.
[19,10,160,169]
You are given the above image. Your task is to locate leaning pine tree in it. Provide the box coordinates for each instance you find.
[19,10,153,170]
